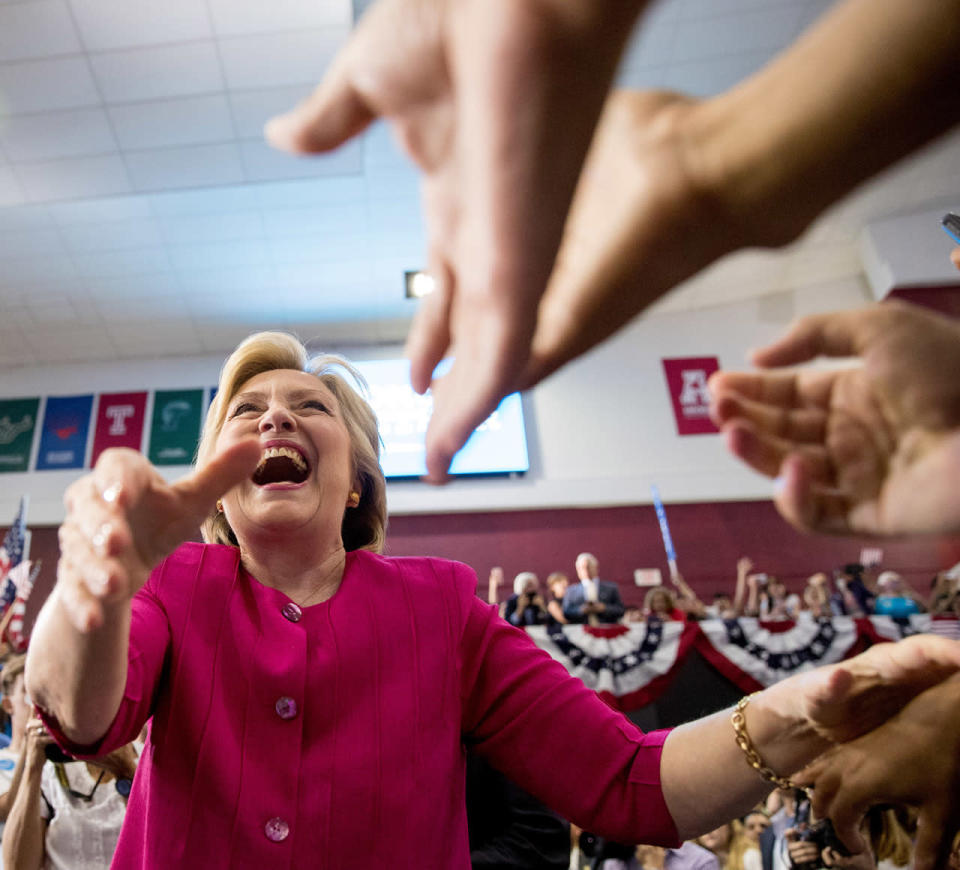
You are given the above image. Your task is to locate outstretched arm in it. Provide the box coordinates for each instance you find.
[27,442,259,746]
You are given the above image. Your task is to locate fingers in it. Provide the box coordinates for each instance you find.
[405,263,453,395]
[913,806,958,870]
[749,308,891,369]
[711,389,827,444]
[721,419,830,481]
[173,438,261,519]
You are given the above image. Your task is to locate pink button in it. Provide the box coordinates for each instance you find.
[275,696,298,720]
[264,817,289,842]
[281,602,302,623]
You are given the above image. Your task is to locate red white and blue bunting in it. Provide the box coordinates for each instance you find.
[524,614,936,711]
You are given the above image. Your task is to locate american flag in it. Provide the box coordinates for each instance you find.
[0,497,29,610]
[3,560,40,651]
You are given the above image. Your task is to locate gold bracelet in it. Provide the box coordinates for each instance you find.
[731,693,802,792]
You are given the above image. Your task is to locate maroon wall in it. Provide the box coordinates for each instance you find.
[13,499,960,624]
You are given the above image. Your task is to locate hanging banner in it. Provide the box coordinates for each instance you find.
[90,391,148,466]
[661,357,720,436]
[148,389,204,466]
[0,398,39,473]
[36,395,93,470]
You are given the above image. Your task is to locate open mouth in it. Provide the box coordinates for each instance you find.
[252,446,310,486]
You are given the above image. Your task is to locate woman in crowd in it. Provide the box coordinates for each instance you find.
[503,572,548,627]
[730,811,767,870]
[643,588,685,622]
[23,332,960,868]
[2,715,136,870]
[545,572,569,625]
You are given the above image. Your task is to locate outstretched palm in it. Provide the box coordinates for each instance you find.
[710,302,960,535]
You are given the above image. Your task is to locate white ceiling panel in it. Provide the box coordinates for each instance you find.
[89,42,225,104]
[0,57,101,114]
[0,227,65,259]
[166,239,271,272]
[0,204,52,231]
[125,142,244,192]
[3,253,76,283]
[84,272,185,299]
[74,247,172,278]
[108,95,236,150]
[48,194,151,225]
[0,107,116,162]
[158,211,263,246]
[0,0,81,63]
[14,153,131,202]
[207,0,351,37]
[59,217,164,253]
[0,165,25,207]
[147,183,259,217]
[253,175,367,209]
[218,30,344,90]
[68,0,213,52]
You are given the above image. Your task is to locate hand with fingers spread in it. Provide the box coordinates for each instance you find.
[709,301,960,535]
[266,0,643,480]
[55,442,261,633]
[797,673,960,870]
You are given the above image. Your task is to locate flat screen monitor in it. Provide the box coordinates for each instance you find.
[353,359,529,478]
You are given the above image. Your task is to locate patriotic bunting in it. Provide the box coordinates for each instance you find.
[525,614,941,711]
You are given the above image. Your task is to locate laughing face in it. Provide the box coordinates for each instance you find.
[215,369,355,540]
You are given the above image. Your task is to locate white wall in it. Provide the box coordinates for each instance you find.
[0,272,872,525]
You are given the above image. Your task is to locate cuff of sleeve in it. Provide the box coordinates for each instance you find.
[628,728,681,847]
[35,705,111,761]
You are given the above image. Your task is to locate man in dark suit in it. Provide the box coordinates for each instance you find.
[561,553,625,625]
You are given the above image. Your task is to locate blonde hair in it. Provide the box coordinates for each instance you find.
[0,654,26,696]
[197,332,387,553]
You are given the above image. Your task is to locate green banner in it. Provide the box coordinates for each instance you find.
[0,398,39,473]
[148,389,203,466]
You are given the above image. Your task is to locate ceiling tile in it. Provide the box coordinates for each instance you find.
[239,138,361,183]
[167,239,270,271]
[148,183,259,217]
[0,227,65,259]
[49,194,152,225]
[0,166,25,207]
[252,175,367,209]
[90,42,225,103]
[158,210,263,246]
[671,7,803,62]
[14,153,131,202]
[3,253,77,283]
[125,142,244,192]
[261,202,366,239]
[0,56,101,114]
[0,0,81,62]
[73,246,172,278]
[180,265,277,295]
[108,95,236,150]
[83,271,184,298]
[59,217,164,253]
[68,0,213,52]
[0,203,53,231]
[218,29,344,90]
[0,107,117,162]
[207,0,350,36]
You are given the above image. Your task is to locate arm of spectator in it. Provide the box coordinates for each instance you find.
[488,567,504,606]
[710,302,960,536]
[546,598,567,625]
[744,574,760,617]
[0,748,30,822]
[732,558,751,616]
[26,442,259,746]
[1,720,49,870]
[798,672,960,870]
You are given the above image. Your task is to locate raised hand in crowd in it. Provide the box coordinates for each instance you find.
[710,302,960,536]
[797,672,960,870]
[487,566,504,606]
[268,0,959,480]
[27,442,260,745]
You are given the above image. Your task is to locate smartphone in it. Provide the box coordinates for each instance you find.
[942,212,960,244]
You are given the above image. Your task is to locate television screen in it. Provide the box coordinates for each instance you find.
[353,359,529,478]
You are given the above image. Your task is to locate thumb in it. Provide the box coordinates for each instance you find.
[265,58,375,154]
[750,309,882,368]
[173,439,261,519]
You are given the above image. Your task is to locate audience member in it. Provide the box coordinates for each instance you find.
[872,572,924,618]
[546,573,570,625]
[635,840,721,870]
[731,811,767,870]
[562,554,625,625]
[1,718,136,870]
[0,656,31,866]
[695,822,736,869]
[802,574,831,620]
[642,588,685,623]
[488,566,505,606]
[784,805,913,870]
[503,572,549,627]
[830,566,873,617]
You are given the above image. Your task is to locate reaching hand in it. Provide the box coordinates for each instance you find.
[56,441,261,633]
[266,0,643,480]
[798,673,960,870]
[710,302,960,535]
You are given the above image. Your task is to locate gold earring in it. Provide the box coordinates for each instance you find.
[216,500,224,513]
[348,491,360,507]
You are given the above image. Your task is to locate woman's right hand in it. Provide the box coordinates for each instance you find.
[56,440,260,633]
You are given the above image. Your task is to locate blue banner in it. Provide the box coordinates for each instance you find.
[36,395,94,470]
[650,484,677,563]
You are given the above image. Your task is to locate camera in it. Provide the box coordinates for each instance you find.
[791,793,850,870]
[44,743,76,764]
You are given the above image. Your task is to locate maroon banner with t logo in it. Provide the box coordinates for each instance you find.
[91,391,148,466]
[661,357,720,436]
